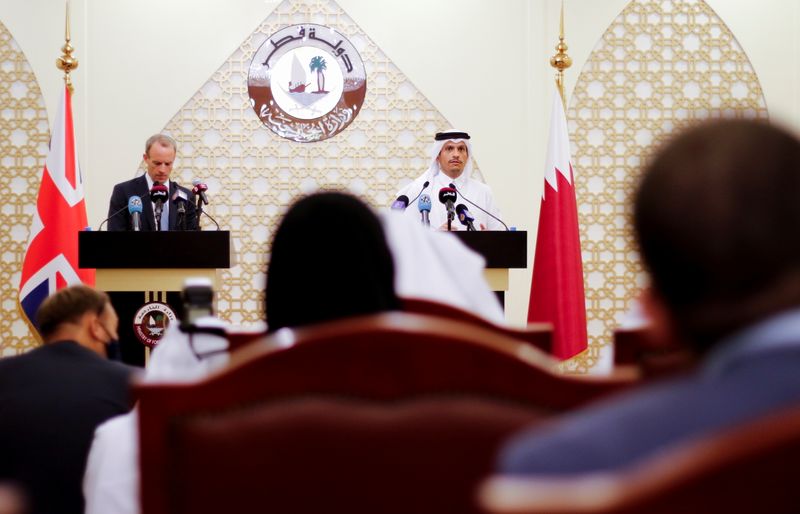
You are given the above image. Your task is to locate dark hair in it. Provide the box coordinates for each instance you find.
[633,119,800,353]
[265,191,400,331]
[36,285,110,339]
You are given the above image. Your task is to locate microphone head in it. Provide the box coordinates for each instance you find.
[418,193,432,212]
[449,183,456,189]
[127,195,143,213]
[192,179,208,194]
[456,203,474,224]
[173,189,189,202]
[149,184,169,204]
[423,180,430,188]
[438,187,457,205]
[391,195,409,210]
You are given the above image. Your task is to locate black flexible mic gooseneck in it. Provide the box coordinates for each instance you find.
[449,182,509,231]
[98,204,129,231]
[407,180,430,206]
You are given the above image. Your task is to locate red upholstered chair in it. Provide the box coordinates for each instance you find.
[480,404,800,514]
[138,312,635,514]
[613,326,696,379]
[225,327,267,353]
[402,297,554,354]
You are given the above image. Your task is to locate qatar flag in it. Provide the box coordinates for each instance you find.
[19,86,94,332]
[528,88,587,360]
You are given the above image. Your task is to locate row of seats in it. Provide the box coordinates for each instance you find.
[136,302,799,513]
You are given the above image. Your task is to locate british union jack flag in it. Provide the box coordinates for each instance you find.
[19,86,95,332]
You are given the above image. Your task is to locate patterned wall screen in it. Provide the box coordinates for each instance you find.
[155,0,482,326]
[566,0,768,372]
[0,22,50,356]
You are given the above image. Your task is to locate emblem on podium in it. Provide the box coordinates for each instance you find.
[133,301,177,348]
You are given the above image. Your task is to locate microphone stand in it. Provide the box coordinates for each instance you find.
[196,196,204,231]
[176,201,187,231]
[154,205,163,232]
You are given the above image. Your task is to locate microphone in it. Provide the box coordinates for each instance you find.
[449,182,509,231]
[98,204,128,231]
[438,187,457,231]
[418,193,431,226]
[173,189,189,231]
[456,203,476,231]
[192,179,209,206]
[127,195,143,232]
[391,195,409,211]
[150,183,169,231]
[407,180,430,206]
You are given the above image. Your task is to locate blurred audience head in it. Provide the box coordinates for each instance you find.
[35,285,118,356]
[266,191,400,331]
[633,118,800,353]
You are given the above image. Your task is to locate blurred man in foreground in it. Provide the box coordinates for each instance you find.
[0,285,134,514]
[500,119,800,474]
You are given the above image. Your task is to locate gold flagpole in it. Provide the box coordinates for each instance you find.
[56,0,79,93]
[549,0,572,107]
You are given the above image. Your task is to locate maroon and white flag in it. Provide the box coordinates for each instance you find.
[528,88,588,360]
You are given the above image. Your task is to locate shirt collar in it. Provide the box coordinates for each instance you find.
[144,173,170,191]
[703,306,800,376]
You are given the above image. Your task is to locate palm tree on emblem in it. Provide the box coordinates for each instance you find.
[309,55,328,94]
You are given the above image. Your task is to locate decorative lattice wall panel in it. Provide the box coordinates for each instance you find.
[566,0,768,372]
[0,22,50,356]
[159,0,481,325]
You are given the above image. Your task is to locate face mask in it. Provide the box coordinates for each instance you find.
[99,323,121,361]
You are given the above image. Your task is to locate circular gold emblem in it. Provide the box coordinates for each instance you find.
[248,24,367,142]
[132,301,177,348]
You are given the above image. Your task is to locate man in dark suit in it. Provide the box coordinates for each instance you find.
[107,133,198,231]
[499,119,800,475]
[0,285,135,514]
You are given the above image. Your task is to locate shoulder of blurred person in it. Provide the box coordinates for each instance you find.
[0,285,136,514]
[498,119,800,476]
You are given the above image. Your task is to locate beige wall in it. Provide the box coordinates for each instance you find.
[0,0,798,329]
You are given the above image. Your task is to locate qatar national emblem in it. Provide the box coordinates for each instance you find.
[248,24,367,143]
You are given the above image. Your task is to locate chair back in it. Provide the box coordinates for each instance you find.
[138,312,635,514]
[480,403,800,514]
[402,297,553,354]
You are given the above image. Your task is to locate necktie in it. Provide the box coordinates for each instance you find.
[160,193,169,231]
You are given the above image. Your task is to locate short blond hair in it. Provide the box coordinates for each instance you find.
[144,133,177,156]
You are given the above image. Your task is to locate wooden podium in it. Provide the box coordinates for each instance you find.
[452,231,527,306]
[78,231,231,366]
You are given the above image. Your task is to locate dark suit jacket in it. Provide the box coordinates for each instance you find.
[499,333,800,475]
[0,341,134,514]
[107,175,198,231]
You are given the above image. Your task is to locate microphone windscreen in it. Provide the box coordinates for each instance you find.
[456,203,474,224]
[127,195,143,213]
[438,187,457,205]
[149,184,169,204]
[418,193,432,212]
[391,195,409,210]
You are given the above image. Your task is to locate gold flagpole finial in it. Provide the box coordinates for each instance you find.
[549,0,572,106]
[56,0,78,94]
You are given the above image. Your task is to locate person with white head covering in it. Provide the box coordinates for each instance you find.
[82,316,230,514]
[395,129,505,231]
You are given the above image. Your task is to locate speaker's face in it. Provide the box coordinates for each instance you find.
[437,141,468,178]
[144,143,176,184]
